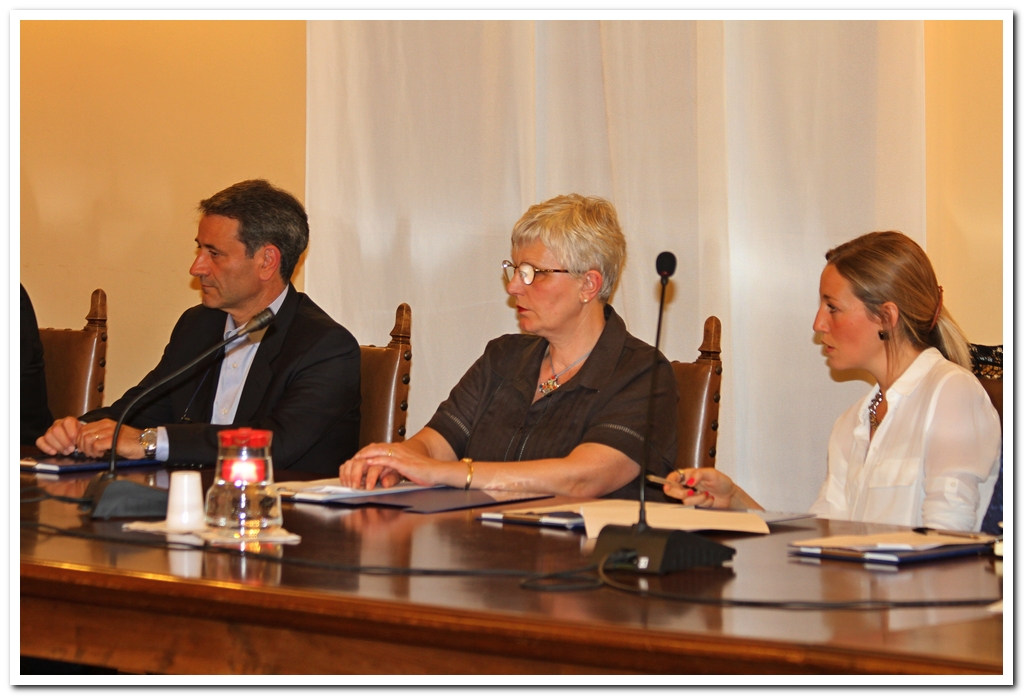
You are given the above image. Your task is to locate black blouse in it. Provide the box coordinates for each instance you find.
[426,305,678,501]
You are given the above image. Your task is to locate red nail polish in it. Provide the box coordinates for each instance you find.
[687,490,694,497]
[686,478,695,486]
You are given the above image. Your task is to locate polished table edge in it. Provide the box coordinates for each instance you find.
[20,557,1001,675]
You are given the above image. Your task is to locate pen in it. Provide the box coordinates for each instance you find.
[646,474,698,492]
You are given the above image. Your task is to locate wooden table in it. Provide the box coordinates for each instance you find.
[20,467,1003,675]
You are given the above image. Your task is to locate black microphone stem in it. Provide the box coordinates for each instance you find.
[103,308,275,477]
[591,250,734,573]
[638,274,670,530]
[105,345,222,476]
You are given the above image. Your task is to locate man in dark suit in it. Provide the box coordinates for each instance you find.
[21,284,53,445]
[36,180,360,475]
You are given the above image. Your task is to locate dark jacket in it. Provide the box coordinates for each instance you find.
[21,285,53,445]
[81,286,360,475]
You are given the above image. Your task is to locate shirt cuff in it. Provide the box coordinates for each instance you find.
[156,427,170,462]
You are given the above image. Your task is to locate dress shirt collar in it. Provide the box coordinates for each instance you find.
[856,346,944,430]
[223,286,290,342]
[887,346,944,398]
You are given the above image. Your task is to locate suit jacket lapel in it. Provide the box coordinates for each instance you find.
[233,285,299,423]
[173,308,229,424]
[193,355,224,424]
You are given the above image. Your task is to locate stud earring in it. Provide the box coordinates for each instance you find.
[878,330,889,341]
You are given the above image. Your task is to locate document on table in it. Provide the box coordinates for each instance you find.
[790,530,998,551]
[278,480,553,513]
[789,530,998,564]
[501,500,770,539]
[276,478,440,502]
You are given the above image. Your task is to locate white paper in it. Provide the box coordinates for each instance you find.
[571,500,770,539]
[276,478,438,502]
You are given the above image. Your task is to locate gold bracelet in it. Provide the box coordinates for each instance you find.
[462,458,474,490]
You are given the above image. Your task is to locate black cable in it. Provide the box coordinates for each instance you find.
[519,563,603,592]
[20,520,590,581]
[21,490,597,589]
[596,554,1000,610]
[20,513,1002,610]
[20,486,92,506]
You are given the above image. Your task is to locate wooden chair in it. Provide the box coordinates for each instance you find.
[39,289,108,420]
[358,303,412,448]
[971,344,1002,535]
[970,344,1002,430]
[671,316,723,470]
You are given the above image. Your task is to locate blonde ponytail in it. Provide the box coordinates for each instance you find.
[932,310,971,369]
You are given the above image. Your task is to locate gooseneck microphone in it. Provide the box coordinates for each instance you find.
[591,252,734,573]
[655,250,677,279]
[637,251,677,528]
[83,308,276,518]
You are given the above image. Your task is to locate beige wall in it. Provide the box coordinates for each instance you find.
[924,20,1003,345]
[21,20,306,403]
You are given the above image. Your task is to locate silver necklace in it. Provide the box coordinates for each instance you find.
[868,389,883,430]
[538,348,592,395]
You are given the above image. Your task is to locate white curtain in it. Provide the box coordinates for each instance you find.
[306,20,925,512]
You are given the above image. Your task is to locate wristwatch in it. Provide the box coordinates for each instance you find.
[139,428,158,460]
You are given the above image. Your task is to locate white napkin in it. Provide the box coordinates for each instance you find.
[197,527,301,545]
[122,519,204,545]
[122,520,301,545]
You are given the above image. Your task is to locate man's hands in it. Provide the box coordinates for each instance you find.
[36,417,145,460]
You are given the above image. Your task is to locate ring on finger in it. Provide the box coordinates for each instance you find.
[387,448,393,457]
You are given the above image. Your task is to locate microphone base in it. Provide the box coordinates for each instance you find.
[592,523,735,574]
[80,472,169,520]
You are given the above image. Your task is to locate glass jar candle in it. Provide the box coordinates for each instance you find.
[205,427,282,538]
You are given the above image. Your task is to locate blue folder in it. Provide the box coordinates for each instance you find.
[789,543,994,565]
[20,455,158,474]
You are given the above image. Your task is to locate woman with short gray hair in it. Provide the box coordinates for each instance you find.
[340,194,678,500]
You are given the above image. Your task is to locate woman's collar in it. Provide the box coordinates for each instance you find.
[887,347,944,397]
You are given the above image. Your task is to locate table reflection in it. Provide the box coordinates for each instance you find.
[20,465,1001,670]
[204,541,284,586]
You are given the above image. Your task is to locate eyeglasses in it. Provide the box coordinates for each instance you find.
[502,260,571,286]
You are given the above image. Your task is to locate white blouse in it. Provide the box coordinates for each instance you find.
[809,347,1001,531]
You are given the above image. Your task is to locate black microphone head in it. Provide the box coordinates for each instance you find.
[242,308,275,334]
[656,251,677,278]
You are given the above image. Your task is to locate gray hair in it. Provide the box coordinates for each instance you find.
[510,194,626,302]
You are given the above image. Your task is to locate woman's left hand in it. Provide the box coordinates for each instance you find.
[339,442,442,490]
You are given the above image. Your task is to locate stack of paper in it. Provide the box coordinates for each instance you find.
[790,530,998,564]
[276,479,437,502]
